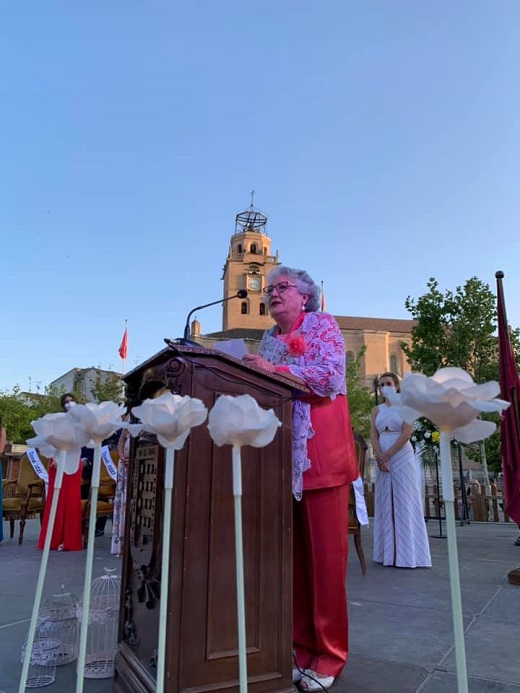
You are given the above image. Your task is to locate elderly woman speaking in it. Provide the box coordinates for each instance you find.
[243,266,358,692]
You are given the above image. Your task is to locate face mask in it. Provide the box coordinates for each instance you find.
[65,401,76,410]
[380,385,396,398]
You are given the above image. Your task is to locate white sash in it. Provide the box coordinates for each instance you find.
[352,475,369,526]
[26,448,49,483]
[101,445,118,481]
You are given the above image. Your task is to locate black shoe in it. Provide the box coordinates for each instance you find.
[95,529,105,537]
[515,536,520,547]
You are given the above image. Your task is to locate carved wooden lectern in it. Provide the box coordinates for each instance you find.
[114,345,304,693]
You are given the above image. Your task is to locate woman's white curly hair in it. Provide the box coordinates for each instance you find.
[266,266,320,312]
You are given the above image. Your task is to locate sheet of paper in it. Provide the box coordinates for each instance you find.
[213,338,249,359]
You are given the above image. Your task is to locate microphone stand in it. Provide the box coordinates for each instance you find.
[165,290,248,347]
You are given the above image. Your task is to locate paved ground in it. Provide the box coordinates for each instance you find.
[1,519,519,692]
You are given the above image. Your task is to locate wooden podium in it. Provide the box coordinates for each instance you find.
[114,344,305,693]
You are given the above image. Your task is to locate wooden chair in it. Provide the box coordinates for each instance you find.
[348,433,368,575]
[2,452,49,544]
[81,449,118,547]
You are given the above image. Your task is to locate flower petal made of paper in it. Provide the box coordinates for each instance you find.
[130,393,207,448]
[390,367,509,439]
[452,419,496,444]
[69,401,125,443]
[26,435,59,460]
[207,394,281,448]
[31,412,89,451]
[121,423,146,437]
[63,447,83,474]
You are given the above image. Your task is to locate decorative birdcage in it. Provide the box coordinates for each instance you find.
[77,568,121,679]
[39,585,79,666]
[21,625,60,688]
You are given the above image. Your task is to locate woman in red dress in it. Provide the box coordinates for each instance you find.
[37,393,83,552]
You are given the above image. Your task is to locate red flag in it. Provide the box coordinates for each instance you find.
[118,325,128,360]
[496,271,520,524]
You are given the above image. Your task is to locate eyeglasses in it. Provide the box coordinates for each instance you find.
[262,281,297,296]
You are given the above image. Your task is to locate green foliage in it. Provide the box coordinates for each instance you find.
[0,385,83,444]
[402,276,519,471]
[346,346,373,440]
[92,372,124,404]
[0,371,123,445]
[402,277,496,379]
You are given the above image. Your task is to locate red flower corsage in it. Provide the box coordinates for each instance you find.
[286,332,307,357]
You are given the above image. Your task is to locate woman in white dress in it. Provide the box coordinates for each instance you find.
[371,372,431,568]
[111,425,130,557]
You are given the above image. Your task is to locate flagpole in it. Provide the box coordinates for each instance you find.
[320,281,325,312]
[495,271,520,585]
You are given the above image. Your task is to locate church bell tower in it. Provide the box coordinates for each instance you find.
[221,199,279,331]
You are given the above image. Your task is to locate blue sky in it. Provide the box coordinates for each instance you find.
[2,1,520,393]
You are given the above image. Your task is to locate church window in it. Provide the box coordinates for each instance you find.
[241,302,248,315]
[259,303,266,316]
[389,353,398,374]
[345,350,355,367]
[250,243,257,254]
[237,244,242,254]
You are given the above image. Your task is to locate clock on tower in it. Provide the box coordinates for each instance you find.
[248,276,261,291]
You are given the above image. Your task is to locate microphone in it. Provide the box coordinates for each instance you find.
[165,290,248,346]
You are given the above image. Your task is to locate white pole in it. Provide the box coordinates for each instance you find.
[439,432,468,693]
[19,450,67,693]
[156,447,175,693]
[232,445,247,693]
[480,442,491,492]
[76,443,102,692]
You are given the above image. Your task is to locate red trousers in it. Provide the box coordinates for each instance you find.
[293,484,349,677]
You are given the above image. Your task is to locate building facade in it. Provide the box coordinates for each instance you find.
[49,367,119,402]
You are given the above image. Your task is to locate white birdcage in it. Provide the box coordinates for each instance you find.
[39,585,79,666]
[21,625,60,688]
[77,568,121,679]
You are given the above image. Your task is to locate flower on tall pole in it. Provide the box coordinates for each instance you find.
[207,394,281,693]
[21,413,90,693]
[67,401,126,693]
[126,392,208,693]
[389,367,509,693]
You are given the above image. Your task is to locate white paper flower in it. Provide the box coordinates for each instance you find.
[68,401,126,445]
[28,412,88,451]
[129,392,208,449]
[207,394,281,447]
[27,412,90,474]
[388,367,510,444]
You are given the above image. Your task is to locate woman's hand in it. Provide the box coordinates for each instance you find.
[375,451,390,473]
[242,353,276,373]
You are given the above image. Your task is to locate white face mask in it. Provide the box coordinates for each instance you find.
[380,385,396,398]
[64,401,76,410]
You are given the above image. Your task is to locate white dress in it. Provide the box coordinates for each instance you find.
[373,404,432,568]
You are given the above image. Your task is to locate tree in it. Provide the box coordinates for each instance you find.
[0,386,84,445]
[402,276,520,472]
[402,277,497,380]
[91,372,124,404]
[346,346,373,440]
